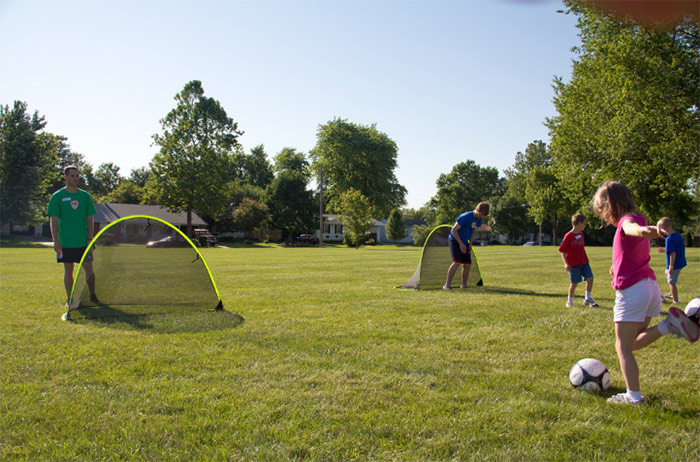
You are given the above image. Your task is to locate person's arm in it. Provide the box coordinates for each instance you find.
[451,223,468,253]
[620,218,662,239]
[668,251,676,275]
[560,252,571,271]
[475,223,491,232]
[50,216,61,255]
[87,215,94,242]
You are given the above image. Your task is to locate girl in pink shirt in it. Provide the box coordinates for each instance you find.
[592,181,699,405]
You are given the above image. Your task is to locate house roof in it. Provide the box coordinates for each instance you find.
[93,203,207,226]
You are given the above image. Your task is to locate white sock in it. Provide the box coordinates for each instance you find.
[657,318,670,335]
[585,291,592,300]
[567,296,574,304]
[627,390,643,401]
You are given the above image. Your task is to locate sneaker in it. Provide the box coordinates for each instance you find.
[460,285,469,289]
[89,293,101,304]
[667,307,700,343]
[583,298,599,307]
[670,300,680,305]
[565,301,573,308]
[61,312,71,322]
[607,393,645,405]
[442,285,452,291]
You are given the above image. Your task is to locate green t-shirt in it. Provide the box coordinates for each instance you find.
[46,188,97,248]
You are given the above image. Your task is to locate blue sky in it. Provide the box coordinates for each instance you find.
[0,0,580,209]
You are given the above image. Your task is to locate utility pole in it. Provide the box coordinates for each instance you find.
[319,163,324,247]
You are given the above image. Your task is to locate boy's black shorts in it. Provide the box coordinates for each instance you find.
[57,247,92,263]
[449,239,471,264]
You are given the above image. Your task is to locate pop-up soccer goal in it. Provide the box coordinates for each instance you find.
[397,224,483,290]
[63,215,223,321]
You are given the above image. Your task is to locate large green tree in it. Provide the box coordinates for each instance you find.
[149,80,243,234]
[386,208,407,244]
[264,148,315,241]
[548,2,700,224]
[336,188,376,248]
[429,160,504,224]
[231,144,274,189]
[312,118,406,217]
[0,101,56,226]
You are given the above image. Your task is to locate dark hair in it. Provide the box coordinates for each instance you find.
[592,181,635,225]
[572,213,586,226]
[476,201,490,216]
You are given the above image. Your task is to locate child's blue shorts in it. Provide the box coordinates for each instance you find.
[569,263,593,283]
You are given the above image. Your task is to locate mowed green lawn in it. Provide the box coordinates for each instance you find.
[1,242,698,461]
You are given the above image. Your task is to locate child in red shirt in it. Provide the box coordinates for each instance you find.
[559,213,597,308]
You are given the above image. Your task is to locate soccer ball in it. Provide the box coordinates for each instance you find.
[685,297,700,322]
[569,358,611,392]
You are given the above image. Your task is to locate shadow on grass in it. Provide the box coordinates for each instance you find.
[0,237,51,248]
[67,304,245,334]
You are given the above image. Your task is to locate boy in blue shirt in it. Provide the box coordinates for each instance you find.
[657,217,686,305]
[444,202,491,290]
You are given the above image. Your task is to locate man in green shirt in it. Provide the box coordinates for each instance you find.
[47,166,98,308]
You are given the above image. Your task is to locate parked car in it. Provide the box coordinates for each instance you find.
[193,229,217,246]
[296,234,319,245]
[146,236,189,248]
[522,241,540,246]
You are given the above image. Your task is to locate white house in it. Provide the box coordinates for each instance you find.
[5,203,208,239]
[316,214,427,244]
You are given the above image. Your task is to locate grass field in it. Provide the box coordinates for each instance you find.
[1,242,699,461]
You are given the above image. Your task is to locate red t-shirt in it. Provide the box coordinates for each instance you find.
[558,231,589,267]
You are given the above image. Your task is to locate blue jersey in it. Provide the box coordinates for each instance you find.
[448,211,482,244]
[665,232,686,270]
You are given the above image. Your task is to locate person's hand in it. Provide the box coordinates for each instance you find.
[565,264,571,272]
[460,243,467,254]
[482,224,491,232]
[53,242,61,255]
[668,267,674,276]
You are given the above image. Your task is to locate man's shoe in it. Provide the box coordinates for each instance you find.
[583,298,599,307]
[565,301,574,308]
[667,307,700,343]
[89,293,101,304]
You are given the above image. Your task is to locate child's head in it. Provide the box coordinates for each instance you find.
[475,202,490,218]
[572,213,587,230]
[591,181,636,225]
[657,217,674,235]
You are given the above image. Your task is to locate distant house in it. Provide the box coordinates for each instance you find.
[316,214,426,244]
[9,203,208,240]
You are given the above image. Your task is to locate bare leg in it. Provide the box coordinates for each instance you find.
[63,262,74,300]
[445,262,460,288]
[83,260,96,296]
[585,277,593,293]
[460,263,471,288]
[568,282,578,299]
[615,317,656,392]
[670,283,678,303]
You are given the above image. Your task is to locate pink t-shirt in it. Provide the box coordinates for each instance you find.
[611,214,656,290]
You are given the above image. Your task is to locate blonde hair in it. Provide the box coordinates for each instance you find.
[572,213,586,226]
[657,217,672,233]
[591,181,636,225]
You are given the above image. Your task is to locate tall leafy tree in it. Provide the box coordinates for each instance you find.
[0,101,56,226]
[91,162,122,199]
[549,2,700,224]
[231,144,274,188]
[150,80,243,234]
[312,118,406,217]
[336,188,376,248]
[232,197,270,236]
[429,160,504,224]
[386,208,407,244]
[264,148,315,241]
[128,166,150,188]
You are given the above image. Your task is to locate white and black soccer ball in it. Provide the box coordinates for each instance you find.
[685,297,700,323]
[569,358,611,392]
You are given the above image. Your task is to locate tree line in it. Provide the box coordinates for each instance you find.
[2,1,698,246]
